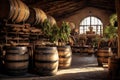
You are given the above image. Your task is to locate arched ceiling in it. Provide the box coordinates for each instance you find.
[22,0,116,20]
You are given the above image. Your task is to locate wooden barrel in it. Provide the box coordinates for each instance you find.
[67,22,75,30]
[108,57,120,76]
[97,47,113,66]
[4,46,29,76]
[0,0,30,23]
[47,15,56,26]
[34,46,59,76]
[57,46,72,69]
[26,8,47,25]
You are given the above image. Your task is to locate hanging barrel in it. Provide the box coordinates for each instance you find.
[0,0,30,23]
[47,15,57,26]
[26,8,47,25]
[57,46,72,69]
[34,46,59,76]
[97,47,113,66]
[4,46,29,76]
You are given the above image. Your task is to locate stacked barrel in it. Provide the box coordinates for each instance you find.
[0,0,73,77]
[0,0,31,76]
[0,0,60,76]
[0,0,30,23]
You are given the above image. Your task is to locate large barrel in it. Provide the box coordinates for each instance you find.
[34,46,59,76]
[4,46,29,76]
[47,15,56,26]
[108,56,120,76]
[57,46,72,69]
[26,8,47,25]
[0,0,30,23]
[97,47,113,66]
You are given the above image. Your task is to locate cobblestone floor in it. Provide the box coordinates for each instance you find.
[0,53,109,80]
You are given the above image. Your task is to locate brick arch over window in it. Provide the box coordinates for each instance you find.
[79,16,103,35]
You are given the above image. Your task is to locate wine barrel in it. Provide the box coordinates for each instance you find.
[4,46,29,76]
[97,47,113,66]
[0,0,30,23]
[68,22,75,30]
[34,46,59,76]
[57,46,72,69]
[47,15,56,26]
[26,8,47,25]
[108,57,120,76]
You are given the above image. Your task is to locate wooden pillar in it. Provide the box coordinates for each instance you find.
[116,0,120,57]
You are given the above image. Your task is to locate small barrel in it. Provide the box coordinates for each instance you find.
[108,57,120,76]
[4,46,29,76]
[57,46,72,69]
[34,46,59,76]
[47,15,56,26]
[26,8,47,25]
[68,22,75,30]
[97,47,113,66]
[0,0,30,23]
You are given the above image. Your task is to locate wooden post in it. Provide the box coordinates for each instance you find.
[115,0,120,57]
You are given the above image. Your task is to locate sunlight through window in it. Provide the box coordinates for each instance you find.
[79,16,103,35]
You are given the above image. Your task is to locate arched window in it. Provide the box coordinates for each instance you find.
[79,16,103,35]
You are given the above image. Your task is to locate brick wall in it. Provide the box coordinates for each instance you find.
[57,7,114,34]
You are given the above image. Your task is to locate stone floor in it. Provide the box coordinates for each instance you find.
[0,53,109,80]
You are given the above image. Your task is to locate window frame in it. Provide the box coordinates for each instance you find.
[79,16,103,35]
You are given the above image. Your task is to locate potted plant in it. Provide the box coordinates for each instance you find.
[96,13,118,67]
[57,21,71,46]
[56,21,72,69]
[33,19,59,76]
[104,13,118,49]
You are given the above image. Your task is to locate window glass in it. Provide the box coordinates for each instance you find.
[79,16,103,35]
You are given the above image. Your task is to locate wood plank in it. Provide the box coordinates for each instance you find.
[115,0,120,57]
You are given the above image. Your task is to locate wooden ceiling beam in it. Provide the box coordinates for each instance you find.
[52,4,86,20]
[87,0,115,11]
[46,0,86,14]
[88,4,115,11]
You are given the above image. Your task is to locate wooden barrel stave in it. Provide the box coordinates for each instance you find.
[10,0,19,22]
[9,0,15,20]
[39,9,47,23]
[59,56,72,68]
[47,15,56,26]
[13,0,30,23]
